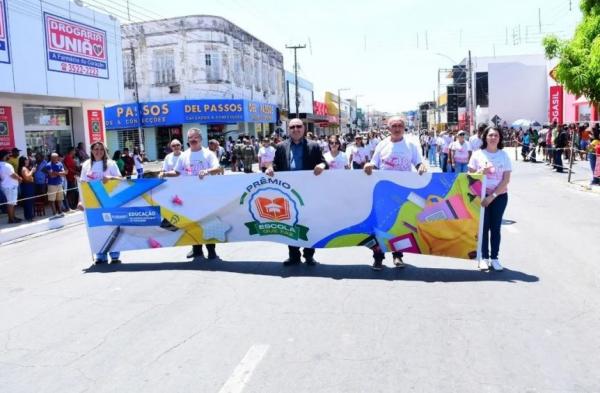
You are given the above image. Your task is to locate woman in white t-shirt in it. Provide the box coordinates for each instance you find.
[449,131,472,173]
[78,141,123,265]
[323,135,349,170]
[348,135,370,169]
[258,138,276,172]
[133,147,144,178]
[468,126,512,272]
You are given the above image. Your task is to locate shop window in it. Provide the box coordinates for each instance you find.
[153,49,176,85]
[24,107,70,126]
[117,128,144,152]
[26,130,73,157]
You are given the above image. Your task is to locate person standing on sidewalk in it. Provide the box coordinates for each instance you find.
[468,126,512,272]
[1,150,23,223]
[265,118,326,266]
[165,128,222,260]
[18,156,36,222]
[44,153,67,216]
[63,147,79,210]
[364,116,427,270]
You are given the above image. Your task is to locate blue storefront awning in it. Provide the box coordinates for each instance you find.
[104,99,278,130]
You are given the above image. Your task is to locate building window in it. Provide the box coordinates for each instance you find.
[153,49,176,85]
[123,52,135,89]
[206,52,221,82]
[244,53,253,88]
[233,50,242,86]
[475,72,489,107]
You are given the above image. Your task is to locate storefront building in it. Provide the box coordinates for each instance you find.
[0,0,123,155]
[104,99,276,160]
[112,15,284,159]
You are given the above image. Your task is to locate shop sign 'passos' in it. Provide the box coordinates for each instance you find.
[44,13,109,79]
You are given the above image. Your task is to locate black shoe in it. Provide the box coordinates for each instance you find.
[304,257,317,266]
[94,259,107,265]
[393,255,405,268]
[207,251,219,260]
[110,259,122,264]
[283,258,301,266]
[186,249,204,259]
[371,259,384,271]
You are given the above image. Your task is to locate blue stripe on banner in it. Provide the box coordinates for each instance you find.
[87,206,162,227]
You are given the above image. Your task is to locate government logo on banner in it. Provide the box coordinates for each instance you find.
[0,0,10,64]
[44,12,109,79]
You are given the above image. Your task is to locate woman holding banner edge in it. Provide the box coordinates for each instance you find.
[78,141,123,264]
[468,126,512,272]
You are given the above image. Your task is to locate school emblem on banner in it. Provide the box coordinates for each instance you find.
[242,179,309,241]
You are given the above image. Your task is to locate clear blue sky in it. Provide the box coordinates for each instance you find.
[89,0,581,113]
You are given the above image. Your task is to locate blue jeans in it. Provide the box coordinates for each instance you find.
[95,252,120,262]
[590,152,599,184]
[440,152,450,172]
[481,193,508,260]
[454,162,468,173]
[20,182,35,220]
[554,148,563,172]
[428,146,437,166]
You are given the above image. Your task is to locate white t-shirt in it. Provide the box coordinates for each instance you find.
[80,159,121,181]
[0,161,19,188]
[449,140,472,163]
[370,136,423,171]
[469,135,483,150]
[324,151,348,170]
[319,140,329,153]
[348,144,370,164]
[162,152,182,172]
[468,149,512,192]
[441,135,453,153]
[134,154,144,170]
[368,138,380,152]
[258,145,276,166]
[174,147,219,176]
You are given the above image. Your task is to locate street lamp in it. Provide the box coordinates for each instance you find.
[337,88,350,135]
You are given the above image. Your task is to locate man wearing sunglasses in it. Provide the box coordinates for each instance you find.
[266,118,327,266]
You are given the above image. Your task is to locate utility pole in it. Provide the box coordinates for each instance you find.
[437,69,441,136]
[337,88,350,135]
[538,8,542,33]
[467,50,475,132]
[285,44,306,118]
[130,43,144,151]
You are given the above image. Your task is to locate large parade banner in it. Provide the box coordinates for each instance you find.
[80,172,486,260]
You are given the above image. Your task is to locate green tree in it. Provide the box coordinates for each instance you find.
[543,0,600,104]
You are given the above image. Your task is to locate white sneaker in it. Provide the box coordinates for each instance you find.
[478,259,490,270]
[490,259,503,271]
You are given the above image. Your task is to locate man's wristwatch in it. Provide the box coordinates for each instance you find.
[491,192,498,198]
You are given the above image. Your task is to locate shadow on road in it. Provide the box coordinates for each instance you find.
[83,259,539,283]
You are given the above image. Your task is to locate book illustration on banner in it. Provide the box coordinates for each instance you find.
[313,173,484,260]
[81,178,232,251]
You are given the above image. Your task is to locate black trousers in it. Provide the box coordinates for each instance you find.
[288,246,314,261]
[192,244,216,254]
[373,250,403,261]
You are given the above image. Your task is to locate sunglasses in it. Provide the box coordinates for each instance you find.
[289,125,303,129]
[329,141,340,145]
[171,144,181,147]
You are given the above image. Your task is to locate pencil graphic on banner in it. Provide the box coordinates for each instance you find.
[99,226,121,255]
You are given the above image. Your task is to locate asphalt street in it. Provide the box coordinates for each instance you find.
[1,149,599,393]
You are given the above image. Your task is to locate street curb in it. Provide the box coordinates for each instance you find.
[0,212,84,245]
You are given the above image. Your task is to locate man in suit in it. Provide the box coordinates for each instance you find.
[265,118,327,266]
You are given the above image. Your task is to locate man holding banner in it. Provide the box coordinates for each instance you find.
[165,128,222,260]
[265,118,327,266]
[364,116,427,270]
